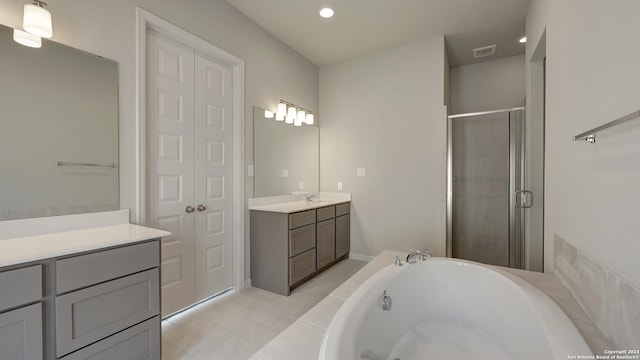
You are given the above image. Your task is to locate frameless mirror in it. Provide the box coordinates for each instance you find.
[253,106,319,197]
[0,24,119,220]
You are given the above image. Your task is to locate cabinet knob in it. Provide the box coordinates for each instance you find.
[185,206,195,213]
[197,204,206,212]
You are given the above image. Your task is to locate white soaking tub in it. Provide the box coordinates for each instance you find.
[320,257,592,360]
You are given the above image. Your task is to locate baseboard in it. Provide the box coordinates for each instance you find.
[348,252,375,262]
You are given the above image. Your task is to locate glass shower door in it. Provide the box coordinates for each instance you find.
[446,109,524,268]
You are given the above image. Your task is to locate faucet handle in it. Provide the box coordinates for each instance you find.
[394,256,403,266]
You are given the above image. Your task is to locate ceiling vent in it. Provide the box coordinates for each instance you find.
[473,45,496,59]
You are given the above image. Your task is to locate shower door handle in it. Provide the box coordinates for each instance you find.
[515,190,533,208]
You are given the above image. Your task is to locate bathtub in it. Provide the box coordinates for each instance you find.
[320,257,592,360]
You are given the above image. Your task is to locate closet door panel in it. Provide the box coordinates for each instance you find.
[147,31,196,317]
[193,54,234,301]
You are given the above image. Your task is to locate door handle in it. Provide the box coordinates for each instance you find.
[185,205,195,213]
[197,204,206,212]
[515,190,533,208]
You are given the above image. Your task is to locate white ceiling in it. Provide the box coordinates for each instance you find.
[226,0,531,67]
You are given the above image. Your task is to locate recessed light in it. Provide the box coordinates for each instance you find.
[319,7,334,18]
[519,36,527,43]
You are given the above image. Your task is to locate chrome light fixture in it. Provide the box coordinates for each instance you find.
[267,100,315,127]
[23,0,53,38]
[13,28,41,48]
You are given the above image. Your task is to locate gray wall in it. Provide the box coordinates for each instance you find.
[319,37,447,259]
[0,0,319,280]
[450,54,525,114]
[527,0,640,348]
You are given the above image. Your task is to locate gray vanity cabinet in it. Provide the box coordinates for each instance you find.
[251,202,350,295]
[0,239,161,360]
[0,265,43,360]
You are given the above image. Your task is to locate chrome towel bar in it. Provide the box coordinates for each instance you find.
[57,161,118,168]
[573,109,640,143]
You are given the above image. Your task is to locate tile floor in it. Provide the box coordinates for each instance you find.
[161,259,366,360]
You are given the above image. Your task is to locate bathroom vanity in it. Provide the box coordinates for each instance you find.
[249,195,351,295]
[0,211,169,360]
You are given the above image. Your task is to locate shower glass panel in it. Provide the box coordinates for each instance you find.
[447,109,524,268]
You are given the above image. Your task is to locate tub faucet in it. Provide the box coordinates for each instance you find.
[406,250,433,263]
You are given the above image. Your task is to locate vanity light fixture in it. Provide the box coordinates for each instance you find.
[519,36,527,43]
[13,28,41,48]
[23,0,53,38]
[270,100,314,126]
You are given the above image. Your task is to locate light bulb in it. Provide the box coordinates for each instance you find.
[294,116,303,127]
[276,102,287,117]
[305,113,314,125]
[264,110,274,119]
[23,3,53,38]
[297,110,305,123]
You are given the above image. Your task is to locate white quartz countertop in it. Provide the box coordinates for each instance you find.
[248,193,352,213]
[0,224,170,268]
[249,199,349,213]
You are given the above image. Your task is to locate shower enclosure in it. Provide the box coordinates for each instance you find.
[446,108,528,268]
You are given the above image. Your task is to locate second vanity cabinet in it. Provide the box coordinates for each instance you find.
[251,202,351,295]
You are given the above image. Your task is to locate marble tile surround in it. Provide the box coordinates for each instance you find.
[554,234,640,350]
[252,250,610,359]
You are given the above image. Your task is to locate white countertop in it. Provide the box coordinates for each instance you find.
[0,224,170,268]
[248,192,351,213]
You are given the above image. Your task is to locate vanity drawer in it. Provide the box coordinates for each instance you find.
[335,203,350,216]
[56,268,160,357]
[56,240,159,294]
[0,302,42,360]
[289,210,316,229]
[61,316,160,360]
[316,206,335,222]
[0,265,42,312]
[289,249,316,286]
[289,224,316,257]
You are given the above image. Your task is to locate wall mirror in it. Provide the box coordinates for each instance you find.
[0,24,119,221]
[253,106,319,197]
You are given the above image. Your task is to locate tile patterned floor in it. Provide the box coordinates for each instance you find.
[161,259,366,360]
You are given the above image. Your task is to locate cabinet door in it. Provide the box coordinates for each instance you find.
[0,303,42,360]
[335,214,350,258]
[316,219,335,269]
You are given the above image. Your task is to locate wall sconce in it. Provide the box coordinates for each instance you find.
[268,100,315,127]
[13,0,53,48]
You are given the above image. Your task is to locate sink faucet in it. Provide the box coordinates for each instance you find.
[304,193,317,202]
[406,250,433,263]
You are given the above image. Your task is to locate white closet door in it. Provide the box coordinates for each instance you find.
[146,32,196,316]
[193,53,234,301]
